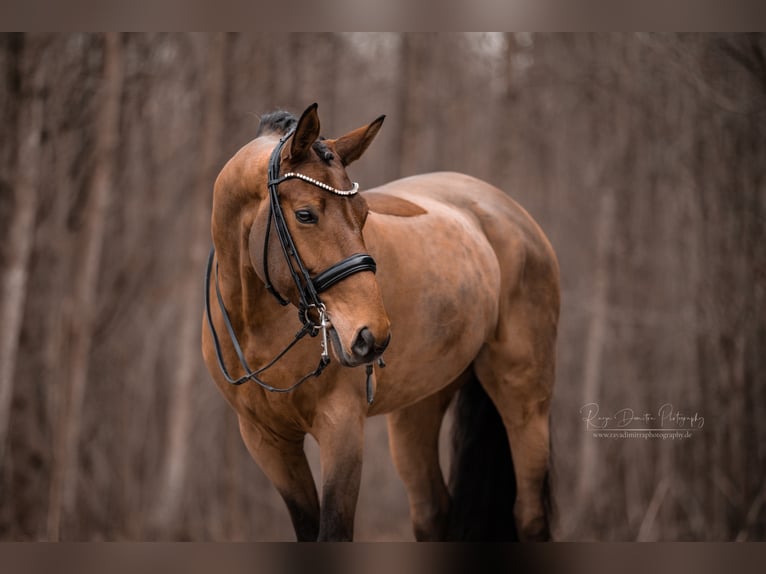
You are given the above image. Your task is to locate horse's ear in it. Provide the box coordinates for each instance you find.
[332,115,385,167]
[290,103,321,161]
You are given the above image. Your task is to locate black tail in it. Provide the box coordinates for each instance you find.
[446,372,519,541]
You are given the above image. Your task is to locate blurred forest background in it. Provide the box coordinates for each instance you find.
[0,33,764,541]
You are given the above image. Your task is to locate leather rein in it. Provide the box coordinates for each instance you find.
[204,129,379,396]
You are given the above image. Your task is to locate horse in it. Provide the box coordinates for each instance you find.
[201,103,559,541]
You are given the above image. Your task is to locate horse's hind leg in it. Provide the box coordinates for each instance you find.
[238,416,320,541]
[474,314,556,541]
[386,376,462,540]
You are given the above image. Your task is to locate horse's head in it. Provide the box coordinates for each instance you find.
[249,104,391,367]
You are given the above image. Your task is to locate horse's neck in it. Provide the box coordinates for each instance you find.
[211,188,274,333]
[215,247,272,340]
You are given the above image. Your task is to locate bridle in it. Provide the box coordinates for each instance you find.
[260,129,376,320]
[204,129,380,398]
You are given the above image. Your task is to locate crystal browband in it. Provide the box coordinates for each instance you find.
[275,172,360,196]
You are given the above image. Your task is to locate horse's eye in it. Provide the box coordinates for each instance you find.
[295,209,318,225]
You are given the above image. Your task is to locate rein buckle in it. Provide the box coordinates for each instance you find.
[320,306,331,364]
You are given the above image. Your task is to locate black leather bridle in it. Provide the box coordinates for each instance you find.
[204,129,379,395]
[260,129,377,318]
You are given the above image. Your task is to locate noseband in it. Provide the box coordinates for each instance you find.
[204,129,380,397]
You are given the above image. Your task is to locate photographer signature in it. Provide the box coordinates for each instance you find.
[580,402,705,431]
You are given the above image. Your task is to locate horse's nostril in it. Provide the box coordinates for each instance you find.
[379,333,391,353]
[351,327,375,358]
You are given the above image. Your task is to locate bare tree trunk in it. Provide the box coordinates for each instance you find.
[396,34,424,177]
[576,191,615,503]
[152,33,226,532]
[0,37,43,467]
[47,32,123,541]
[489,33,517,187]
[324,33,340,131]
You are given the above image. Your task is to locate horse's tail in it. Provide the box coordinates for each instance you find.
[446,371,520,541]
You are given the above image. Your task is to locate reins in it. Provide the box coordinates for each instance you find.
[204,129,381,399]
[204,247,330,390]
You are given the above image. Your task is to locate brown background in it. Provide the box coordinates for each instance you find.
[0,33,764,541]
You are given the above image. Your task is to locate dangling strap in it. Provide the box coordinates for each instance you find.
[365,364,375,405]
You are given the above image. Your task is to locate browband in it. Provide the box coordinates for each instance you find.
[271,172,360,196]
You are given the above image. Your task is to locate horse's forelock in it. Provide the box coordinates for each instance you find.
[312,138,334,164]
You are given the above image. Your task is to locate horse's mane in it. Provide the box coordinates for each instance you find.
[256,110,334,164]
[256,110,296,137]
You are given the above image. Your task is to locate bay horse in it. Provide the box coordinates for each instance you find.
[201,103,559,541]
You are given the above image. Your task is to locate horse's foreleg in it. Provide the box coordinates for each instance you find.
[237,416,319,541]
[386,381,460,540]
[312,406,365,541]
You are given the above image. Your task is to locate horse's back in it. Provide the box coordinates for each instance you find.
[367,171,559,298]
